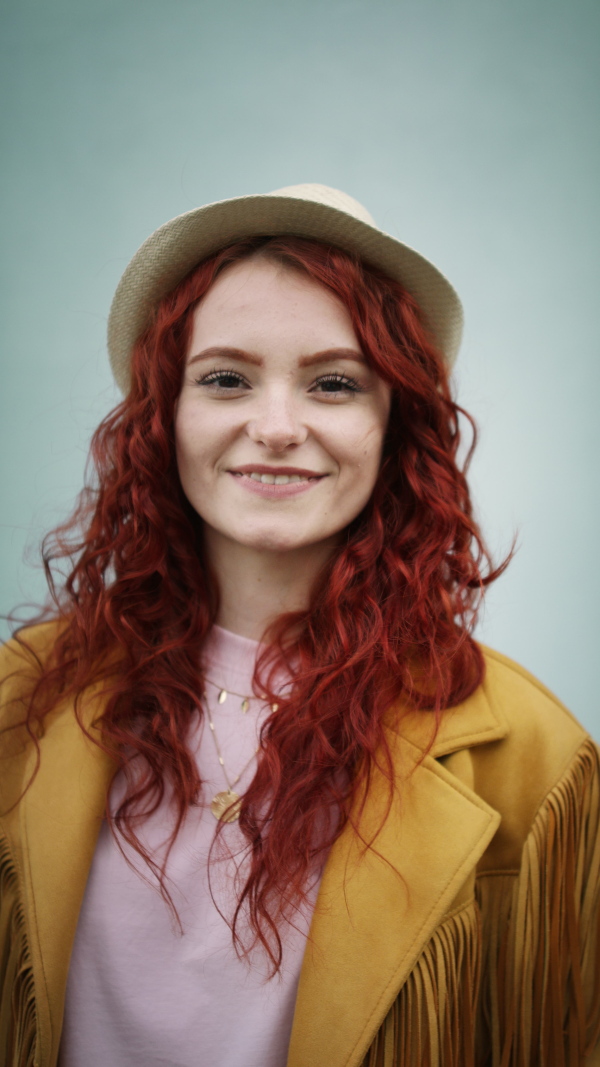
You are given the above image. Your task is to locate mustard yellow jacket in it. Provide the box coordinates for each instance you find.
[1,626,599,1067]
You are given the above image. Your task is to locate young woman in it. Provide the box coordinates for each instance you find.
[1,184,599,1067]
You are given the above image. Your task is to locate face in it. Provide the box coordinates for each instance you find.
[175,257,391,560]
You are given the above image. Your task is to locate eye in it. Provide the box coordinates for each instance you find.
[311,373,362,395]
[193,368,250,391]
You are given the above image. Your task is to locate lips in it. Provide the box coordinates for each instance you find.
[227,465,326,498]
[231,464,325,478]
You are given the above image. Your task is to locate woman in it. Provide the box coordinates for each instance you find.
[1,184,599,1067]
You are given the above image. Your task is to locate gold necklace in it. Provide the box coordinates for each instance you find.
[206,707,259,822]
[203,676,279,715]
[203,679,280,821]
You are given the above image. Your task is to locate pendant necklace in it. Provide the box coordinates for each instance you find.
[206,709,257,822]
[203,680,280,822]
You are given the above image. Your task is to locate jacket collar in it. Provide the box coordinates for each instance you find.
[398,655,510,758]
[13,655,507,1067]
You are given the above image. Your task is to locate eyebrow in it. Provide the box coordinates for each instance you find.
[186,346,366,368]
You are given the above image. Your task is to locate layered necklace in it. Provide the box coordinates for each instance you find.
[204,678,279,823]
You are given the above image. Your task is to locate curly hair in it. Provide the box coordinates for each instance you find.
[8,235,508,973]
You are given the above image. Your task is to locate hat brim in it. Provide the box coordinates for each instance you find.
[107,193,463,393]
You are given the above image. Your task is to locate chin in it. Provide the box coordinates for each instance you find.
[236,523,318,554]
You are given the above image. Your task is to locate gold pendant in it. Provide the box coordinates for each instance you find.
[211,789,242,822]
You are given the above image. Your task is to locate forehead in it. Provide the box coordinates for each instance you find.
[188,257,358,352]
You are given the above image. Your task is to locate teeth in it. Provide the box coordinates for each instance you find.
[248,472,305,484]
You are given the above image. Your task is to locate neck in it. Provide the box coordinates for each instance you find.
[204,531,336,641]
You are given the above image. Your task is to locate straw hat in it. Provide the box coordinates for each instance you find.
[107,183,463,393]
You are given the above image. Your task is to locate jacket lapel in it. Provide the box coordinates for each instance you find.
[287,676,508,1067]
[18,690,116,1066]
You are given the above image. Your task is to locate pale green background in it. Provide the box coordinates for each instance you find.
[1,0,598,736]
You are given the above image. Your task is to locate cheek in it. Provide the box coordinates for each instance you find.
[174,405,240,497]
[174,408,193,469]
[174,407,210,489]
[334,413,387,478]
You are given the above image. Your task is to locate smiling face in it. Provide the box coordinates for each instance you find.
[175,256,391,562]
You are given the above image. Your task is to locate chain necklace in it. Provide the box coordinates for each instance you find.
[203,675,279,715]
[203,679,280,822]
[206,708,258,822]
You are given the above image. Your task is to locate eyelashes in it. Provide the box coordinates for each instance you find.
[193,369,247,389]
[313,372,362,394]
[192,368,363,395]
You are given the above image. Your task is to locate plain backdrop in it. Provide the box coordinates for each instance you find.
[1,0,598,737]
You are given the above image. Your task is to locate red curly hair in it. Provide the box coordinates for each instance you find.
[10,235,507,972]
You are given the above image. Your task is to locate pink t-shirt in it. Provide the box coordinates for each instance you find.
[59,626,321,1067]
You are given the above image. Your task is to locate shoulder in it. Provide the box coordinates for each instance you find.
[480,643,585,736]
[0,622,64,723]
[409,642,591,788]
[0,620,64,678]
[477,644,592,791]
[450,645,598,867]
[0,621,75,777]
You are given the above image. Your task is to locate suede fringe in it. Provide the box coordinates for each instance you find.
[363,900,482,1067]
[480,737,600,1067]
[363,738,600,1067]
[0,835,37,1067]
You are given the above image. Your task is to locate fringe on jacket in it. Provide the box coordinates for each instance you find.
[363,738,600,1067]
[0,834,36,1067]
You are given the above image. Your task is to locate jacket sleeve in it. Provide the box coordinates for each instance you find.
[475,737,600,1066]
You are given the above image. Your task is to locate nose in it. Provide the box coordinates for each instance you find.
[245,387,308,452]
